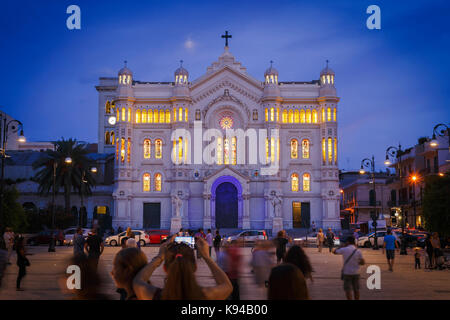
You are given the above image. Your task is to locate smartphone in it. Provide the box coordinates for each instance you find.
[174,236,195,248]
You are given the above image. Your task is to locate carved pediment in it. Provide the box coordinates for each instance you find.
[202,89,251,120]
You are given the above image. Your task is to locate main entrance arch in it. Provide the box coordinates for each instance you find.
[211,175,243,229]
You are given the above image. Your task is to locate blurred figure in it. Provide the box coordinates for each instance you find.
[16,237,30,291]
[0,247,6,288]
[285,245,314,282]
[213,230,222,259]
[73,227,85,257]
[273,230,289,264]
[382,228,398,272]
[425,234,434,269]
[267,263,309,300]
[251,241,273,288]
[431,232,441,269]
[126,235,137,248]
[65,253,109,300]
[326,228,335,253]
[84,228,104,271]
[311,221,316,233]
[224,240,242,300]
[316,228,325,253]
[414,248,421,269]
[194,228,206,259]
[178,228,184,236]
[3,227,14,264]
[132,237,232,300]
[111,248,148,300]
[206,229,213,257]
[117,226,123,234]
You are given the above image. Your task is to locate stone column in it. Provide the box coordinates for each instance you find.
[203,194,212,230]
[242,194,250,229]
[264,196,272,230]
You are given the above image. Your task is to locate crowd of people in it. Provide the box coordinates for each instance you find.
[0,225,448,300]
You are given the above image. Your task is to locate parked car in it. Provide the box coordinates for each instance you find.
[105,229,169,247]
[63,227,90,245]
[294,232,340,247]
[357,231,388,248]
[146,230,170,244]
[225,230,268,244]
[27,230,65,246]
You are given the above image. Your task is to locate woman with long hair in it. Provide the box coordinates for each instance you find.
[285,245,314,282]
[267,263,309,300]
[133,236,232,300]
[111,247,148,300]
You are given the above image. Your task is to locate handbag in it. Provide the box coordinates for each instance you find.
[341,248,357,280]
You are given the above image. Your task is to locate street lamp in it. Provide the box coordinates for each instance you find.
[79,166,97,227]
[48,156,73,252]
[410,174,418,229]
[385,144,407,255]
[360,155,379,250]
[0,115,26,233]
[430,124,450,175]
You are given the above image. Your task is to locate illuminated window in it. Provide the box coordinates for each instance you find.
[154,109,159,123]
[179,108,183,122]
[120,138,125,163]
[291,173,299,192]
[159,110,165,123]
[300,109,305,123]
[302,139,310,159]
[144,139,151,159]
[224,138,230,165]
[136,110,141,123]
[110,131,115,145]
[217,137,223,165]
[294,109,299,123]
[265,108,268,122]
[128,108,131,122]
[270,108,274,122]
[155,139,162,159]
[143,173,150,192]
[122,108,126,122]
[116,107,120,123]
[116,138,119,162]
[289,110,293,123]
[282,110,288,123]
[312,110,318,123]
[322,138,326,164]
[265,138,269,163]
[173,108,177,122]
[271,137,275,163]
[148,109,153,123]
[142,110,147,123]
[333,108,336,121]
[327,108,331,122]
[322,108,325,123]
[127,138,131,163]
[184,137,188,163]
[231,137,237,165]
[334,138,337,164]
[277,138,280,163]
[328,137,332,164]
[105,131,110,145]
[306,109,311,123]
[291,139,298,159]
[303,173,311,192]
[166,110,171,123]
[178,137,183,163]
[185,108,188,122]
[105,101,111,114]
[154,173,162,191]
[276,108,279,122]
[220,116,233,130]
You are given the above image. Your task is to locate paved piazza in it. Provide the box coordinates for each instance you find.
[1,245,449,300]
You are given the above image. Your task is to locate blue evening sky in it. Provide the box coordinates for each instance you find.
[1,0,449,170]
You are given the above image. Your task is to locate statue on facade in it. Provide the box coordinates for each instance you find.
[172,195,183,217]
[270,193,282,218]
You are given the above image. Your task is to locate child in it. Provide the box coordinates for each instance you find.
[414,248,421,269]
[423,250,430,269]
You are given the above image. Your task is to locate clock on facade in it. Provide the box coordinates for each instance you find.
[108,116,117,125]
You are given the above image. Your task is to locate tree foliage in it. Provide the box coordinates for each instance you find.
[422,173,450,236]
[2,187,28,233]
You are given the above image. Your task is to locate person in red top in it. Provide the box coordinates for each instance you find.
[224,241,242,300]
[194,228,206,259]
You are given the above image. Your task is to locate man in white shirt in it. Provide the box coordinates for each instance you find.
[333,236,365,300]
[3,228,15,265]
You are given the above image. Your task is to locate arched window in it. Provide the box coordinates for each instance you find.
[327,108,331,122]
[155,139,162,159]
[154,109,159,123]
[322,108,325,123]
[148,109,153,123]
[265,108,268,122]
[173,108,177,122]
[154,173,162,191]
[185,108,188,122]
[216,137,223,165]
[136,109,141,123]
[312,109,318,123]
[142,109,147,123]
[328,137,332,164]
[121,108,126,122]
[271,137,275,163]
[178,137,183,163]
[288,109,294,123]
[143,139,151,159]
[105,101,111,114]
[300,109,305,123]
[265,138,269,163]
[127,138,131,163]
[110,131,115,145]
[290,139,298,159]
[143,173,150,192]
[160,109,165,123]
[128,108,131,122]
[276,108,279,122]
[270,107,274,122]
[105,131,110,145]
[306,109,311,123]
[303,173,311,192]
[224,138,230,165]
[333,108,337,121]
[322,138,326,164]
[291,173,299,192]
[120,138,125,163]
[283,110,288,123]
[294,109,299,123]
[116,107,120,123]
[166,109,171,123]
[231,136,237,165]
[334,138,338,164]
[302,139,310,159]
[179,108,183,122]
[116,138,119,162]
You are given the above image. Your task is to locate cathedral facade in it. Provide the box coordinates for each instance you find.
[96,43,340,234]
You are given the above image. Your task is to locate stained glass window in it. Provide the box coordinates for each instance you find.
[291,139,298,159]
[291,173,299,192]
[142,109,147,123]
[322,138,326,164]
[334,138,338,164]
[224,138,230,165]
[328,137,332,164]
[220,116,233,130]
[155,139,162,159]
[127,138,131,163]
[136,110,141,123]
[294,109,299,123]
[154,173,162,191]
[120,138,125,163]
[217,137,223,165]
[144,139,151,159]
[300,109,305,123]
[231,137,237,165]
[306,109,311,123]
[312,110,318,123]
[302,139,310,159]
[143,173,150,192]
[166,110,171,123]
[303,173,311,192]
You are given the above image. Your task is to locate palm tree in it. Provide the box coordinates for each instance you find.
[33,138,96,217]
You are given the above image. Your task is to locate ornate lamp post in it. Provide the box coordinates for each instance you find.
[0,114,26,234]
[359,155,379,249]
[79,167,97,227]
[410,175,418,229]
[385,144,407,255]
[430,123,449,175]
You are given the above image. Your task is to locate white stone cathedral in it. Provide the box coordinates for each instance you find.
[96,38,340,234]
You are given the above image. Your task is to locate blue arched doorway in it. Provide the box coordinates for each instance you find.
[215,182,238,228]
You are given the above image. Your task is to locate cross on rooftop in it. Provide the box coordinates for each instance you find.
[221,31,232,47]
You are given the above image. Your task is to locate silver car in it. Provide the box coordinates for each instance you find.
[225,230,268,244]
